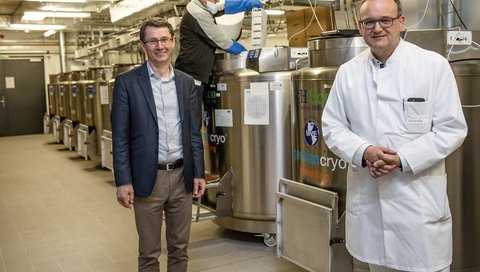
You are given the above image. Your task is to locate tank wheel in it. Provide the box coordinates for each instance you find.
[263,233,277,247]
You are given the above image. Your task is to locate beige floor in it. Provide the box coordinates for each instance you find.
[0,134,306,272]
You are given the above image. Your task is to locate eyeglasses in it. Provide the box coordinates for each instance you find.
[143,38,172,47]
[360,15,401,29]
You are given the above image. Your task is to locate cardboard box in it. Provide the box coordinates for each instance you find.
[286,10,306,39]
[288,36,308,47]
[286,6,333,46]
[304,6,333,38]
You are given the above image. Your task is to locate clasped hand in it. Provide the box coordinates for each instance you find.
[364,145,402,178]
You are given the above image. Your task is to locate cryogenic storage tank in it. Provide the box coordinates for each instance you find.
[87,66,111,156]
[99,76,113,132]
[290,67,351,272]
[100,63,139,171]
[291,35,367,222]
[212,47,307,237]
[57,72,72,118]
[69,70,86,123]
[47,74,60,116]
[308,34,366,67]
[63,70,86,151]
[291,66,347,213]
[84,67,105,127]
[78,67,109,160]
[447,59,480,272]
[100,64,137,131]
[214,69,292,234]
[203,53,247,184]
[286,35,367,271]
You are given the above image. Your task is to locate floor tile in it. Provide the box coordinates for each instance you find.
[0,134,308,272]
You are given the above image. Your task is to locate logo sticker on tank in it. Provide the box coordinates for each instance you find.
[304,120,319,146]
[298,89,330,110]
[203,111,210,128]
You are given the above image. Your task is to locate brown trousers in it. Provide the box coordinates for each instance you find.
[133,167,192,272]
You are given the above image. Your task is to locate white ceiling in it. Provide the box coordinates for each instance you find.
[0,0,187,40]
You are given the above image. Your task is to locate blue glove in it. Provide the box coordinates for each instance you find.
[224,0,263,14]
[225,40,246,54]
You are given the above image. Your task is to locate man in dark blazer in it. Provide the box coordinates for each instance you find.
[111,18,205,272]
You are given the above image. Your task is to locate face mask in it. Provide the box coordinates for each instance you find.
[206,1,219,15]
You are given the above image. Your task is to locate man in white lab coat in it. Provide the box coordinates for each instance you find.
[321,0,468,271]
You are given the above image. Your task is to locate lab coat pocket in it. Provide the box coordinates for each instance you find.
[418,174,450,223]
[404,100,432,133]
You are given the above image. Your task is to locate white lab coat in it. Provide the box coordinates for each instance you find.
[321,40,467,271]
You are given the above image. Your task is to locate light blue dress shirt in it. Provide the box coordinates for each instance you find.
[147,62,183,163]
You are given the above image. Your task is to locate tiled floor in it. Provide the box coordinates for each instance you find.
[0,134,306,272]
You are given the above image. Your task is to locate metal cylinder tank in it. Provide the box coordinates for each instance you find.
[203,53,247,181]
[291,66,348,213]
[99,63,139,170]
[308,35,367,67]
[69,70,86,123]
[212,68,293,234]
[47,74,60,116]
[57,72,72,118]
[84,67,104,127]
[99,78,113,132]
[291,36,367,271]
[101,64,137,132]
[85,66,111,156]
[447,59,480,272]
[292,35,367,221]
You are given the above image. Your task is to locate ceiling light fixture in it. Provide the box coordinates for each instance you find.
[109,0,165,23]
[39,6,83,12]
[9,24,66,31]
[24,0,87,3]
[22,11,90,21]
[43,29,57,37]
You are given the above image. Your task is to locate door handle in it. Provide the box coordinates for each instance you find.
[0,96,5,108]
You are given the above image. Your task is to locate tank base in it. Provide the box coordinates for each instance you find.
[214,216,275,234]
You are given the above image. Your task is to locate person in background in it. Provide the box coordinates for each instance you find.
[111,18,205,272]
[321,0,467,271]
[175,0,263,103]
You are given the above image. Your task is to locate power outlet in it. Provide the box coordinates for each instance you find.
[447,31,472,45]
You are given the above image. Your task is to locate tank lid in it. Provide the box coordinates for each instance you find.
[317,29,360,38]
[59,72,72,82]
[71,70,86,81]
[308,35,366,51]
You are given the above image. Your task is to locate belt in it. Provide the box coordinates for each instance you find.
[158,158,183,171]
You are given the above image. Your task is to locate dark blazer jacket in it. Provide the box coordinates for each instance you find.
[111,62,205,197]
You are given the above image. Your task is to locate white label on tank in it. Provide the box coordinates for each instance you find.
[5,77,15,89]
[215,109,233,127]
[244,82,269,125]
[270,81,283,91]
[447,30,472,45]
[100,85,109,105]
[217,83,227,91]
[290,48,309,58]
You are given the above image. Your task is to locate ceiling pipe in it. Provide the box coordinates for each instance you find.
[59,31,67,72]
[441,0,463,29]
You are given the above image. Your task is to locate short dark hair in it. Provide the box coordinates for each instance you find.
[139,18,174,42]
[360,0,402,16]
